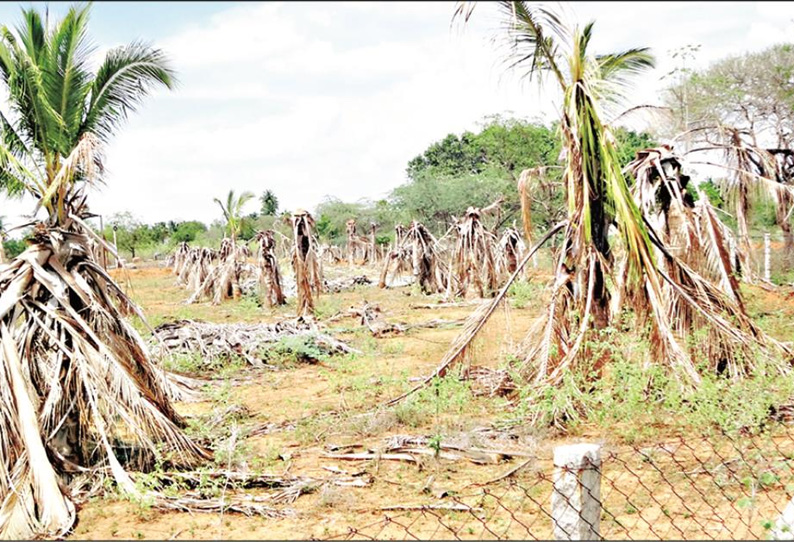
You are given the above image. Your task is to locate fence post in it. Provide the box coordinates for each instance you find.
[765,232,771,282]
[772,496,794,539]
[552,443,602,541]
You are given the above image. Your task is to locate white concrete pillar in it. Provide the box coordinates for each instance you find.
[552,443,602,540]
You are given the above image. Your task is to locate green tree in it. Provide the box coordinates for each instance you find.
[214,189,255,243]
[107,211,147,258]
[260,189,279,216]
[172,220,207,243]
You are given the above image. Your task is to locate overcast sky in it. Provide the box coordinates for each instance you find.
[1,1,794,232]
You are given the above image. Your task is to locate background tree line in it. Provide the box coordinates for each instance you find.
[6,37,794,263]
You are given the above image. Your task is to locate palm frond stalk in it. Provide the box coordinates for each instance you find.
[291,210,322,318]
[0,6,208,537]
[255,229,285,307]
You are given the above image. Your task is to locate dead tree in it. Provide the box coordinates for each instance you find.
[255,230,285,307]
[449,201,500,298]
[369,222,379,264]
[292,210,322,317]
[378,222,445,292]
[496,227,526,278]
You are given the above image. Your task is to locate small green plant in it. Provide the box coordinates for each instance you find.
[264,334,328,365]
[507,279,540,309]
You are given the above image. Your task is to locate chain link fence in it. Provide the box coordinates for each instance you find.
[317,424,794,540]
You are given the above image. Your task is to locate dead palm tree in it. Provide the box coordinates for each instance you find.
[0,5,206,538]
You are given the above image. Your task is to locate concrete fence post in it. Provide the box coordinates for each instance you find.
[552,443,602,541]
[765,232,772,282]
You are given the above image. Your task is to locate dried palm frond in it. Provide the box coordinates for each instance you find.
[172,242,190,276]
[150,318,357,368]
[378,224,414,289]
[685,124,794,279]
[255,230,285,307]
[291,211,322,318]
[368,222,380,264]
[378,221,448,292]
[345,219,372,265]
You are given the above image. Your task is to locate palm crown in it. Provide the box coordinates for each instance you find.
[214,189,254,242]
[0,3,176,223]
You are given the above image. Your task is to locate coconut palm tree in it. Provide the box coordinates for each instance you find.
[0,5,206,538]
[214,189,254,244]
[435,2,790,424]
[260,189,279,216]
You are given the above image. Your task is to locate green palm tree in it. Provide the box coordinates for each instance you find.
[214,189,254,243]
[0,5,205,538]
[260,189,279,216]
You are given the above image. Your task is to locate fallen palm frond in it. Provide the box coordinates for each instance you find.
[255,230,286,307]
[291,211,323,318]
[345,302,464,337]
[322,433,531,466]
[449,202,501,298]
[150,318,358,368]
[323,275,372,293]
[125,469,373,519]
[461,365,516,397]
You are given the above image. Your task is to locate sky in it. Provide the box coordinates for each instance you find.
[1,1,794,233]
